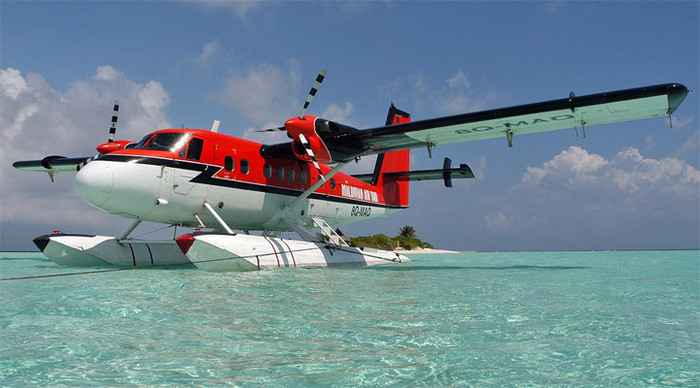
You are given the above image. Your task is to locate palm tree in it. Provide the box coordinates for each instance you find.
[398,225,416,238]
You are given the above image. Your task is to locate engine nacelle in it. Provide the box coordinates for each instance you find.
[285,116,332,163]
[96,140,134,155]
[284,115,361,164]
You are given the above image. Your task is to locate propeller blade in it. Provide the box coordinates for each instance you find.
[254,126,286,133]
[299,68,326,119]
[298,133,325,182]
[108,100,119,142]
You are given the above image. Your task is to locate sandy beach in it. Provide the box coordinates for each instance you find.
[395,247,460,254]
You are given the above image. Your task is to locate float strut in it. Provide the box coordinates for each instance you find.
[119,219,142,240]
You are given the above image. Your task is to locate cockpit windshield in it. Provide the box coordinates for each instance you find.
[132,132,190,153]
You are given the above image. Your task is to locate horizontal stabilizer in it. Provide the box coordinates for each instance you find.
[353,157,474,187]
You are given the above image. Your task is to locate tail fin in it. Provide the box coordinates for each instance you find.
[373,104,411,207]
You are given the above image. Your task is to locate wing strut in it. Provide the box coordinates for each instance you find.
[263,161,350,234]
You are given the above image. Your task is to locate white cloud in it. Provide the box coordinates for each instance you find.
[0,66,172,228]
[521,146,609,187]
[219,61,303,126]
[608,147,699,196]
[0,68,29,99]
[520,146,699,197]
[484,211,512,230]
[320,101,355,125]
[196,40,221,66]
[407,71,498,115]
[173,40,227,72]
[93,65,120,81]
[474,146,700,249]
[186,0,263,17]
[670,114,694,130]
[677,130,699,156]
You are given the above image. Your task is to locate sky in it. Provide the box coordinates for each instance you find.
[1,1,698,252]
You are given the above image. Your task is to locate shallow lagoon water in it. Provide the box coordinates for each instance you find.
[1,250,698,386]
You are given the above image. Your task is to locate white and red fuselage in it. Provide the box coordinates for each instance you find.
[74,126,410,233]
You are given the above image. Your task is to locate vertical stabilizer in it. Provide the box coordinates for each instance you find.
[373,104,411,207]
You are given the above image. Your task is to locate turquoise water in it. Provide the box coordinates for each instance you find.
[1,250,698,387]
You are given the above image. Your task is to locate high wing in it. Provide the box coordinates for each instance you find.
[262,83,688,162]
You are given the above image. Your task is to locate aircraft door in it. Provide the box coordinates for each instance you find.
[172,137,206,196]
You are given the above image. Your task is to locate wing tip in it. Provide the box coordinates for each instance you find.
[667,83,689,114]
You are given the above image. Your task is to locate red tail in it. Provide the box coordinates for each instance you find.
[375,104,411,207]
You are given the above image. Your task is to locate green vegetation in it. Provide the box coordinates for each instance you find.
[398,225,416,238]
[350,226,434,251]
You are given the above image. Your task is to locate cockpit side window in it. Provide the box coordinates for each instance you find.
[185,138,204,160]
[134,134,154,148]
[133,133,189,152]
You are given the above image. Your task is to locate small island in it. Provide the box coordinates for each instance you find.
[349,225,445,252]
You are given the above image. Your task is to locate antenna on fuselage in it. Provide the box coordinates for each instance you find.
[211,120,220,132]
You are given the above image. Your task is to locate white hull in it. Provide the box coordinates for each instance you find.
[176,233,410,272]
[34,234,190,267]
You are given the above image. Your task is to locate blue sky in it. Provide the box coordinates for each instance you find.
[1,1,698,251]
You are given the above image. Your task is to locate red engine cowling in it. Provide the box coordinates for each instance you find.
[284,116,332,163]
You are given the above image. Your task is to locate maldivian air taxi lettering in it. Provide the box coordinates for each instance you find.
[341,184,379,203]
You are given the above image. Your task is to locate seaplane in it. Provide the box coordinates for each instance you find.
[13,69,688,271]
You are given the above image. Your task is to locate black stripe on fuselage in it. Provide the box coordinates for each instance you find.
[97,154,406,209]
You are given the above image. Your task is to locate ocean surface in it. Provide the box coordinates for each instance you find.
[1,250,698,387]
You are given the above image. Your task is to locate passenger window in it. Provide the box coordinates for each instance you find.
[263,163,272,178]
[225,156,234,172]
[186,138,204,160]
[330,178,336,190]
[300,169,308,185]
[276,166,285,180]
[287,168,296,183]
[240,159,249,174]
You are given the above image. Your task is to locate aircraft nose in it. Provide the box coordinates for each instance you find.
[74,161,113,207]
